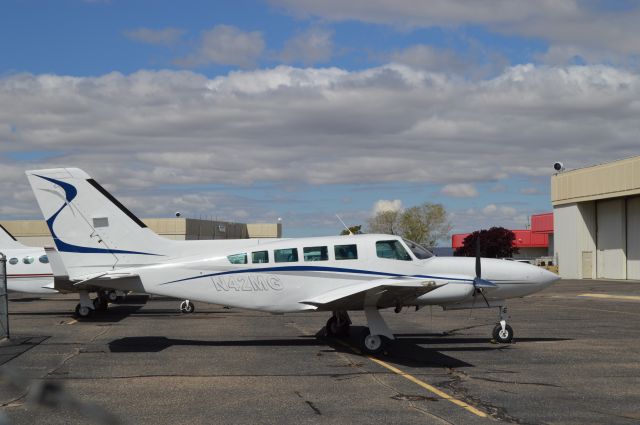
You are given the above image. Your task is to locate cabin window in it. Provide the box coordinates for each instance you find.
[9,257,18,265]
[376,240,412,261]
[252,250,269,264]
[274,248,298,263]
[403,239,433,259]
[303,246,328,261]
[227,253,247,264]
[39,255,49,264]
[334,244,358,260]
[22,256,34,265]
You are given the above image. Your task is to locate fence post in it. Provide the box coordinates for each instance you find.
[0,253,8,340]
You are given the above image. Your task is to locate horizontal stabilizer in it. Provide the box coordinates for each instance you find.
[300,277,446,311]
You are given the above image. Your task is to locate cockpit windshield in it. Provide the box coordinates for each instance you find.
[403,239,434,260]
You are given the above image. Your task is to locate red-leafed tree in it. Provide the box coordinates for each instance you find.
[454,227,519,258]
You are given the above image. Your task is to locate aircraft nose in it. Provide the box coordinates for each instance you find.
[536,267,560,288]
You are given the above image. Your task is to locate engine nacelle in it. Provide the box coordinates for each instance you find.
[416,283,474,305]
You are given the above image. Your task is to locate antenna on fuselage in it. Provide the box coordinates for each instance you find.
[336,215,353,235]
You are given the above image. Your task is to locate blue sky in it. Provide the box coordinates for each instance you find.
[1,0,639,240]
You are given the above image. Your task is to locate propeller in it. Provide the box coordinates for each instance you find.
[472,234,496,308]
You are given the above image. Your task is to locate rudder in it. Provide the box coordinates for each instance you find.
[26,168,169,279]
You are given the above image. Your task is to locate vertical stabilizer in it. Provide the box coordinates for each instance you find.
[0,223,25,249]
[26,168,170,279]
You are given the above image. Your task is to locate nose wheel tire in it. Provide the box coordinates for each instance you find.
[492,323,514,343]
[360,328,388,355]
[75,303,94,319]
[180,300,195,314]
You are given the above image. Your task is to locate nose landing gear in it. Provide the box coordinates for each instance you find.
[179,299,195,314]
[492,306,514,343]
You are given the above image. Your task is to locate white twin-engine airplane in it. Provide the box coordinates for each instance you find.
[26,168,559,354]
[1,222,124,305]
[0,223,56,294]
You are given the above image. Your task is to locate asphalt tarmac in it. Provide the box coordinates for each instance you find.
[1,279,639,424]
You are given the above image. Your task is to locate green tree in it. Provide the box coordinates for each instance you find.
[367,202,452,247]
[340,225,363,235]
[367,210,401,235]
[454,227,519,258]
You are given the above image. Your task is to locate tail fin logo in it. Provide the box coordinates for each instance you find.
[33,174,160,256]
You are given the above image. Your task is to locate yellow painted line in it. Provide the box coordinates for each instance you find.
[578,293,640,301]
[333,339,488,418]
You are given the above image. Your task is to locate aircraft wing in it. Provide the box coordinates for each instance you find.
[300,277,446,311]
[70,271,145,293]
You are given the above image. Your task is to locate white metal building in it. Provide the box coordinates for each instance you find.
[552,156,640,280]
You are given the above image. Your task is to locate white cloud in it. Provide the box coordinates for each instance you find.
[389,44,508,78]
[280,27,333,65]
[123,27,185,46]
[270,0,640,60]
[372,199,403,215]
[175,25,265,68]
[482,204,517,217]
[1,63,639,221]
[441,183,478,198]
[450,205,529,234]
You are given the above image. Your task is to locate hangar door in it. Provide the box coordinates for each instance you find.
[627,197,640,280]
[596,199,626,279]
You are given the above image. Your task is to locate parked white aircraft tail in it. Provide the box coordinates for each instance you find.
[0,224,56,294]
[26,167,560,353]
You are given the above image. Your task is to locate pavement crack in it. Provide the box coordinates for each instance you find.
[294,391,322,416]
[443,368,538,424]
[0,391,28,408]
[46,349,80,377]
[90,326,112,343]
[471,376,561,388]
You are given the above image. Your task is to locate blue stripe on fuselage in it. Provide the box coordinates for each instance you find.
[158,265,477,286]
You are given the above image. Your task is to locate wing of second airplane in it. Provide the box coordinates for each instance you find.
[300,277,447,311]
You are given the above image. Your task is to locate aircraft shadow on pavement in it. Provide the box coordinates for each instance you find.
[322,327,570,368]
[108,336,327,353]
[9,305,145,323]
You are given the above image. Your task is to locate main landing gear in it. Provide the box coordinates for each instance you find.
[74,290,125,319]
[492,306,514,343]
[325,307,395,355]
[325,311,351,337]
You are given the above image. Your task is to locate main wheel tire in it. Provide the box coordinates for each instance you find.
[93,297,108,312]
[75,303,94,319]
[107,291,118,302]
[360,328,387,355]
[325,316,338,336]
[492,323,514,343]
[325,316,349,337]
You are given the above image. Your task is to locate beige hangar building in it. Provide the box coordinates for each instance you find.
[0,218,282,247]
[552,155,640,280]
